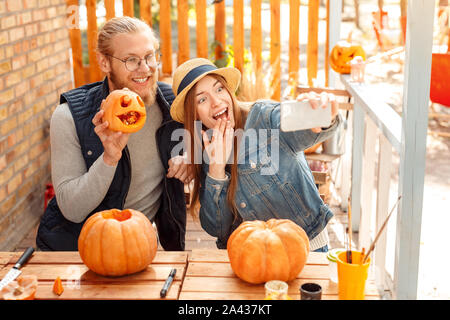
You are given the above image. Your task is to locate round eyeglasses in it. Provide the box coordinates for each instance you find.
[106,51,161,72]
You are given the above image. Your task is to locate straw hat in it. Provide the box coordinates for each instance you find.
[170,58,241,123]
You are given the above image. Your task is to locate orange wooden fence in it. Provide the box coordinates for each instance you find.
[66,0,332,101]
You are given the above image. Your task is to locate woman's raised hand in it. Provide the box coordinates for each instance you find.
[202,119,234,180]
[296,91,338,133]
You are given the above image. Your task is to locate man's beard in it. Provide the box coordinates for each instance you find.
[108,71,158,106]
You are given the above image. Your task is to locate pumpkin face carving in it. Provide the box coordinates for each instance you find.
[78,208,158,277]
[330,41,366,74]
[227,219,310,284]
[101,89,146,133]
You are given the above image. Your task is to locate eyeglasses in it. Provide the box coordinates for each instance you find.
[106,51,161,72]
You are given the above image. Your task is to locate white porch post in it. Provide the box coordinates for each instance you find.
[327,0,342,88]
[394,0,435,299]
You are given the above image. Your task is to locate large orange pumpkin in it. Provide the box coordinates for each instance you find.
[78,208,157,276]
[227,219,310,284]
[330,41,366,74]
[101,89,146,133]
[0,275,38,300]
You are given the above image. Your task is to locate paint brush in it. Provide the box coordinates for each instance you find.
[362,195,402,264]
[347,197,352,264]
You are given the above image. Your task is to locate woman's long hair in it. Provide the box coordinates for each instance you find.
[184,75,249,222]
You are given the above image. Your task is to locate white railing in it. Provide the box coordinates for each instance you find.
[335,0,435,299]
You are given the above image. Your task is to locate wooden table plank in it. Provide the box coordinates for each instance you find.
[180,249,380,300]
[1,251,188,300]
[188,249,328,265]
[186,262,330,280]
[0,252,15,268]
[6,251,188,265]
[0,264,185,282]
[180,277,379,298]
[178,291,380,300]
[35,282,181,300]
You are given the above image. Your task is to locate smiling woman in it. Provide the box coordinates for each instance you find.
[169,57,342,252]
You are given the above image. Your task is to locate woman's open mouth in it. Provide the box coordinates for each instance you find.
[213,107,229,121]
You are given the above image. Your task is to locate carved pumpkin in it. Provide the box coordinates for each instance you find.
[101,89,146,133]
[330,41,366,74]
[227,219,310,284]
[78,208,157,277]
[0,275,38,300]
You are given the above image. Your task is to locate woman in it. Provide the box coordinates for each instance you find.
[169,58,341,252]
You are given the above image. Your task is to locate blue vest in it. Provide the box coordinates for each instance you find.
[36,78,187,251]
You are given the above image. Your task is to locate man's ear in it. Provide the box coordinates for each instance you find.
[97,52,111,74]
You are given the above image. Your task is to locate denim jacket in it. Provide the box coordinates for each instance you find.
[199,101,341,249]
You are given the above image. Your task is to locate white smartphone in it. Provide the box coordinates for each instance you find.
[280,99,332,132]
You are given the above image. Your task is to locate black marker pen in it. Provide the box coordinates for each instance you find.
[160,268,176,298]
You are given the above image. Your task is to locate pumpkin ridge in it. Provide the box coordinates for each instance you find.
[98,218,107,275]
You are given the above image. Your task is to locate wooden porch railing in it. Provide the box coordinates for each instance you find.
[65,0,333,100]
[337,1,436,299]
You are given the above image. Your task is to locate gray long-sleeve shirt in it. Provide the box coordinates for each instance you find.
[50,102,164,223]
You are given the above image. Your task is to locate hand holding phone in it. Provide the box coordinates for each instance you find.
[280,99,332,132]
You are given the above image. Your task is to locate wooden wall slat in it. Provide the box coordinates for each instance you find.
[177,0,190,65]
[307,0,320,87]
[123,0,134,17]
[86,0,102,82]
[140,0,152,26]
[270,0,281,100]
[214,0,226,61]
[288,0,300,94]
[105,0,115,21]
[160,0,173,75]
[66,0,84,87]
[195,0,208,58]
[250,0,262,70]
[233,0,244,72]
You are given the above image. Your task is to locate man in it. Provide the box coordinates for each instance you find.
[36,17,190,251]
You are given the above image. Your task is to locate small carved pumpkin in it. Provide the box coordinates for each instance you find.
[330,41,366,74]
[227,219,310,284]
[78,208,158,277]
[101,89,146,133]
[0,275,38,300]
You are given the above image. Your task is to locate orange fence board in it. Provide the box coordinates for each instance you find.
[270,0,281,100]
[214,0,226,61]
[123,0,134,17]
[307,0,320,87]
[288,0,300,92]
[160,0,173,75]
[86,0,102,83]
[233,0,244,73]
[177,0,190,65]
[250,0,262,70]
[140,0,152,26]
[195,0,208,58]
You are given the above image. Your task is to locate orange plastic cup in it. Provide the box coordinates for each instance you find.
[336,251,371,300]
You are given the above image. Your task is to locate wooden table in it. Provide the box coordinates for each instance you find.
[0,251,188,300]
[1,249,380,300]
[179,249,380,300]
